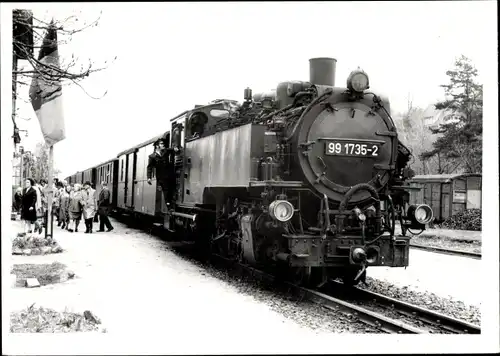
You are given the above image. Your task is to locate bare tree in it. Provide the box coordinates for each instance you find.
[394,95,457,175]
[12,9,117,124]
[29,142,62,180]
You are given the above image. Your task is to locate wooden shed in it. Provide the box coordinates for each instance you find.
[408,173,482,222]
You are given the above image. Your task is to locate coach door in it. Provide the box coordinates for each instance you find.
[125,151,137,209]
[171,122,185,204]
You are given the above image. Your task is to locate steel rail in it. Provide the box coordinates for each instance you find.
[410,243,481,259]
[329,280,481,334]
[295,286,424,334]
[114,216,478,334]
[211,254,424,334]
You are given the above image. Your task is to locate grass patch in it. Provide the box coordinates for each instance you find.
[411,234,481,254]
[13,234,60,249]
[11,262,71,287]
[10,304,104,333]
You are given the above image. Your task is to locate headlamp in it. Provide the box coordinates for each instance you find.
[269,200,294,222]
[407,204,434,225]
[347,68,370,93]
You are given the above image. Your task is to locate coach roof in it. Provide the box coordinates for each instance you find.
[116,134,164,157]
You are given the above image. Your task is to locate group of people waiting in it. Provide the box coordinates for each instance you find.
[12,138,176,238]
[13,178,114,237]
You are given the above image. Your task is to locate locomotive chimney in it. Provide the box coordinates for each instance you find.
[309,57,337,87]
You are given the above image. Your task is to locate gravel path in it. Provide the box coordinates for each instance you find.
[177,253,380,334]
[4,218,382,353]
[4,218,486,350]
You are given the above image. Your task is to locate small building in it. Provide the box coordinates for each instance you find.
[408,173,482,222]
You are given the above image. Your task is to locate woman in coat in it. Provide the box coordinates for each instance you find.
[21,178,38,235]
[82,181,97,233]
[59,184,72,230]
[68,183,84,233]
[32,180,45,235]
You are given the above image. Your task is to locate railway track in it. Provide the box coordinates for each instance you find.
[114,215,480,334]
[410,243,481,259]
[209,254,480,334]
[327,280,481,334]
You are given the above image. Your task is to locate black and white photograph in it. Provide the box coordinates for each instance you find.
[1,1,498,354]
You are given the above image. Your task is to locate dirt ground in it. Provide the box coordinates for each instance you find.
[3,217,487,354]
[4,218,345,353]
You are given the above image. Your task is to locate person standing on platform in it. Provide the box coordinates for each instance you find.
[59,184,71,230]
[53,181,62,226]
[21,178,37,235]
[97,181,114,232]
[82,181,97,233]
[32,179,45,235]
[13,187,23,215]
[68,183,84,233]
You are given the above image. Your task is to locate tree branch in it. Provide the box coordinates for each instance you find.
[13,11,115,106]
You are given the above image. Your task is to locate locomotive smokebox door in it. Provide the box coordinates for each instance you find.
[296,97,396,206]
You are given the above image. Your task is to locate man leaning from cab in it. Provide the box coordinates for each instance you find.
[147,138,179,207]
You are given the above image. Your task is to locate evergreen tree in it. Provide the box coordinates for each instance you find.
[420,55,483,173]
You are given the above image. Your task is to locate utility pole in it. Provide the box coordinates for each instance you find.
[12,47,19,148]
[19,147,24,188]
[45,145,54,239]
[26,153,31,181]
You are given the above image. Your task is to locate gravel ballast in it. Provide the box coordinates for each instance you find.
[359,276,481,326]
[411,234,481,254]
[177,252,381,334]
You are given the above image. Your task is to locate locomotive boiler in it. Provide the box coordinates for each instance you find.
[163,58,434,286]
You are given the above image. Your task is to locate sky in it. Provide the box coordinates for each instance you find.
[2,1,498,180]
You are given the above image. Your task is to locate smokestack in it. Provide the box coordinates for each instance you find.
[309,57,337,87]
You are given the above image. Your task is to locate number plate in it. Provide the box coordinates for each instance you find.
[325,140,381,157]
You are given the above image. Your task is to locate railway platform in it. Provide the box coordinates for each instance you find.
[5,219,334,352]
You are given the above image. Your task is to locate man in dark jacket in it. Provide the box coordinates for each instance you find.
[147,139,178,207]
[13,187,23,214]
[97,181,114,232]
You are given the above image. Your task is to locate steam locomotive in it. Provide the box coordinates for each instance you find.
[67,58,433,287]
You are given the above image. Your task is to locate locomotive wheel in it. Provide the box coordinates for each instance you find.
[289,267,326,288]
